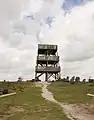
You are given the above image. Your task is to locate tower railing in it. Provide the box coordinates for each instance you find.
[37,55,59,61]
[36,66,60,72]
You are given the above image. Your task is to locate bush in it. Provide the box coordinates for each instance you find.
[70,76,75,84]
[70,81,75,84]
[82,79,86,83]
[12,86,16,91]
[89,79,94,83]
[75,77,80,83]
[88,83,94,86]
[3,88,8,94]
[19,86,24,92]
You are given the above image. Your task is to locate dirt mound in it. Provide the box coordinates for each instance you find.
[82,104,94,114]
[0,105,24,120]
[9,105,24,113]
[62,104,94,120]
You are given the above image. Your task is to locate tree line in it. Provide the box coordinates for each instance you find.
[58,76,94,83]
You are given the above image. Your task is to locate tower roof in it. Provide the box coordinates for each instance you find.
[38,44,57,55]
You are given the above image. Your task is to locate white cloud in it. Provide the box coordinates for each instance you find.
[39,1,94,79]
[0,0,29,38]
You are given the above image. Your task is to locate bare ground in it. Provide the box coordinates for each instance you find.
[41,82,94,120]
[0,105,24,120]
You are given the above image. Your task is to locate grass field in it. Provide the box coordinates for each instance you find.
[0,82,69,120]
[48,82,94,104]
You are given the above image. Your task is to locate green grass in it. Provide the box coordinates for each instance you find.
[48,82,94,104]
[0,82,69,120]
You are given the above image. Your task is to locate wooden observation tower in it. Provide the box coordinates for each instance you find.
[35,44,61,81]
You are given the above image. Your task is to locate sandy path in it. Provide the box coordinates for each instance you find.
[41,82,94,120]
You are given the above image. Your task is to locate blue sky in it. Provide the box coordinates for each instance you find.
[62,0,88,11]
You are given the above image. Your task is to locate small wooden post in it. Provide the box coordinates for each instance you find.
[87,93,94,104]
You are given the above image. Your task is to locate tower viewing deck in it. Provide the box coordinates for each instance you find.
[35,44,61,81]
[37,55,59,64]
[36,66,60,73]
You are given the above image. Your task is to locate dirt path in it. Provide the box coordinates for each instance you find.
[41,82,94,120]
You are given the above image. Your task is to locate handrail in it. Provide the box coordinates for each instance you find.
[37,55,59,61]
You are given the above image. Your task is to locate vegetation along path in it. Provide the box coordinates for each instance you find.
[41,82,94,120]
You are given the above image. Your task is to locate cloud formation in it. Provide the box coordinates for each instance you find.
[40,0,94,79]
[0,0,94,80]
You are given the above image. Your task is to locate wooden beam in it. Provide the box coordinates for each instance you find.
[87,93,94,97]
[0,92,16,98]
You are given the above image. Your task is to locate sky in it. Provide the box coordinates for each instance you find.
[0,0,94,80]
